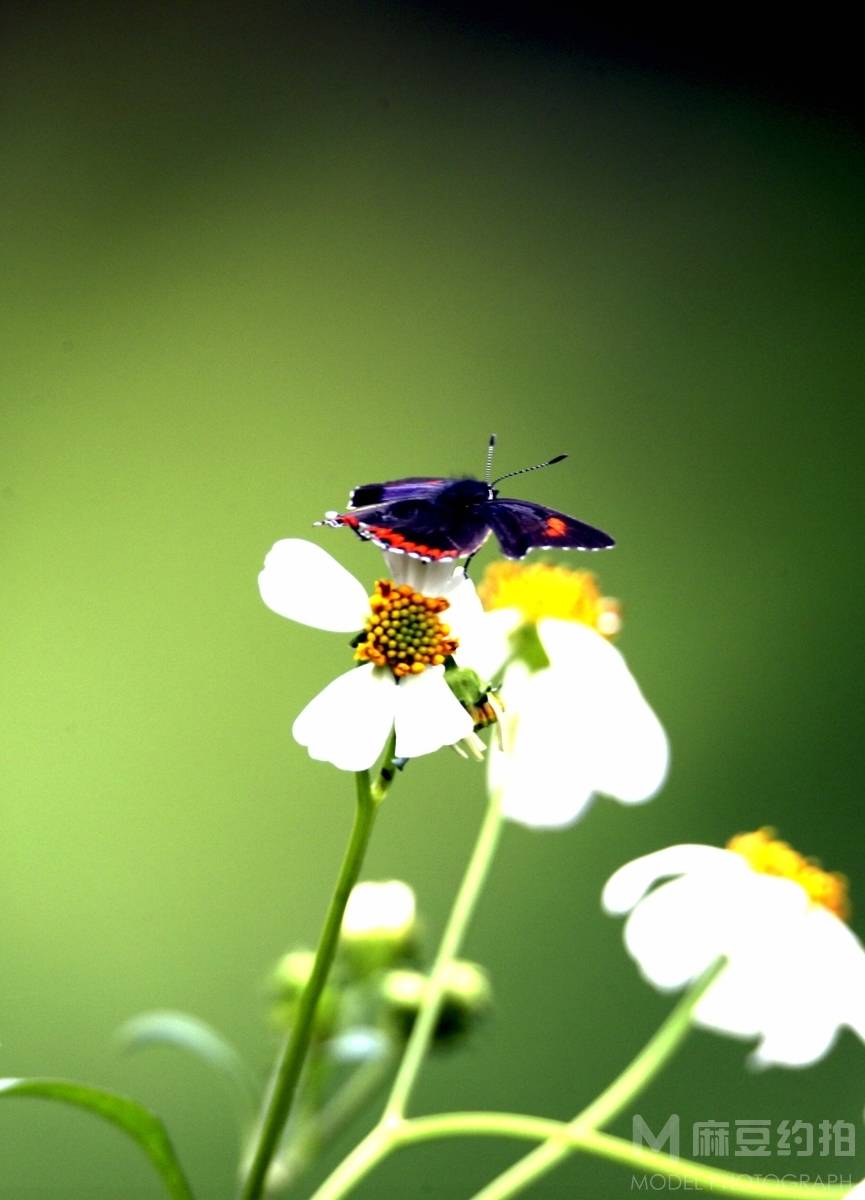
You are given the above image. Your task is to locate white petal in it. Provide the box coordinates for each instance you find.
[292,664,396,771]
[393,666,474,759]
[821,914,865,1045]
[488,641,665,826]
[380,551,465,595]
[495,751,596,827]
[379,549,415,587]
[694,954,769,1039]
[752,1022,841,1069]
[259,539,370,632]
[489,666,595,828]
[743,907,865,1068]
[697,938,840,1067]
[613,860,807,1002]
[434,576,485,655]
[438,574,482,627]
[602,845,744,915]
[621,874,734,990]
[463,609,523,686]
[538,620,669,803]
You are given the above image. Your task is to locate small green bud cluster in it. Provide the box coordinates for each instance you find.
[267,880,492,1052]
[380,959,492,1044]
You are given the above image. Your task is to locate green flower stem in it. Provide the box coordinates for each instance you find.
[272,1054,395,1190]
[309,1107,851,1200]
[307,1126,395,1200]
[306,1053,395,1156]
[239,766,384,1200]
[573,958,726,1132]
[382,786,504,1121]
[468,958,726,1200]
[301,941,844,1200]
[309,788,506,1200]
[398,1115,852,1199]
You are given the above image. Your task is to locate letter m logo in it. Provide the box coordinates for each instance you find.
[632,1114,680,1157]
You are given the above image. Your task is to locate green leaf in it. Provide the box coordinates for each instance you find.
[0,1076,195,1200]
[116,1010,258,1129]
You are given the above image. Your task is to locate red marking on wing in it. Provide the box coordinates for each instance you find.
[401,541,446,559]
[364,523,400,545]
[362,524,448,560]
[544,516,567,538]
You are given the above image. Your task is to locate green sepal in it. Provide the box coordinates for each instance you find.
[444,666,486,707]
[0,1076,195,1200]
[508,621,551,672]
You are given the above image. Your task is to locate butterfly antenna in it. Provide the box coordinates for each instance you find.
[491,452,567,488]
[484,433,497,483]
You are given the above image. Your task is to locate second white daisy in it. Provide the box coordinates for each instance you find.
[603,829,865,1068]
[476,561,669,828]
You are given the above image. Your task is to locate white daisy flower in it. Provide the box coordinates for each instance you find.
[475,562,668,828]
[603,829,865,1068]
[258,539,483,772]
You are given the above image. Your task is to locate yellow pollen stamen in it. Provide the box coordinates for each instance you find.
[477,561,621,636]
[355,580,458,678]
[727,827,850,920]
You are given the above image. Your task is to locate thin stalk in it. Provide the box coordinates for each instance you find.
[306,1126,396,1200]
[238,770,380,1200]
[309,790,506,1200]
[271,1054,394,1190]
[382,788,504,1121]
[468,959,726,1200]
[399,1115,851,1199]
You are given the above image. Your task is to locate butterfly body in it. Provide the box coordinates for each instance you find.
[320,473,614,563]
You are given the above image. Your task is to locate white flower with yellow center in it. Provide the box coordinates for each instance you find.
[258,539,483,771]
[603,829,865,1067]
[475,562,668,828]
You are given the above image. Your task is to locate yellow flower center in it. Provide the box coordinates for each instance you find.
[727,828,850,920]
[355,580,458,678]
[477,561,621,636]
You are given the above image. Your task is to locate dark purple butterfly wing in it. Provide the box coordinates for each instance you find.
[322,496,490,562]
[349,477,450,508]
[487,499,615,559]
[324,472,614,563]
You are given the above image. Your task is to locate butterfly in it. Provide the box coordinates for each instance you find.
[318,436,615,564]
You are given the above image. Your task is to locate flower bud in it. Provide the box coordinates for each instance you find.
[269,949,338,1037]
[340,880,417,974]
[381,959,492,1044]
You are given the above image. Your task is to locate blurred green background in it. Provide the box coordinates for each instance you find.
[3,5,864,1196]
